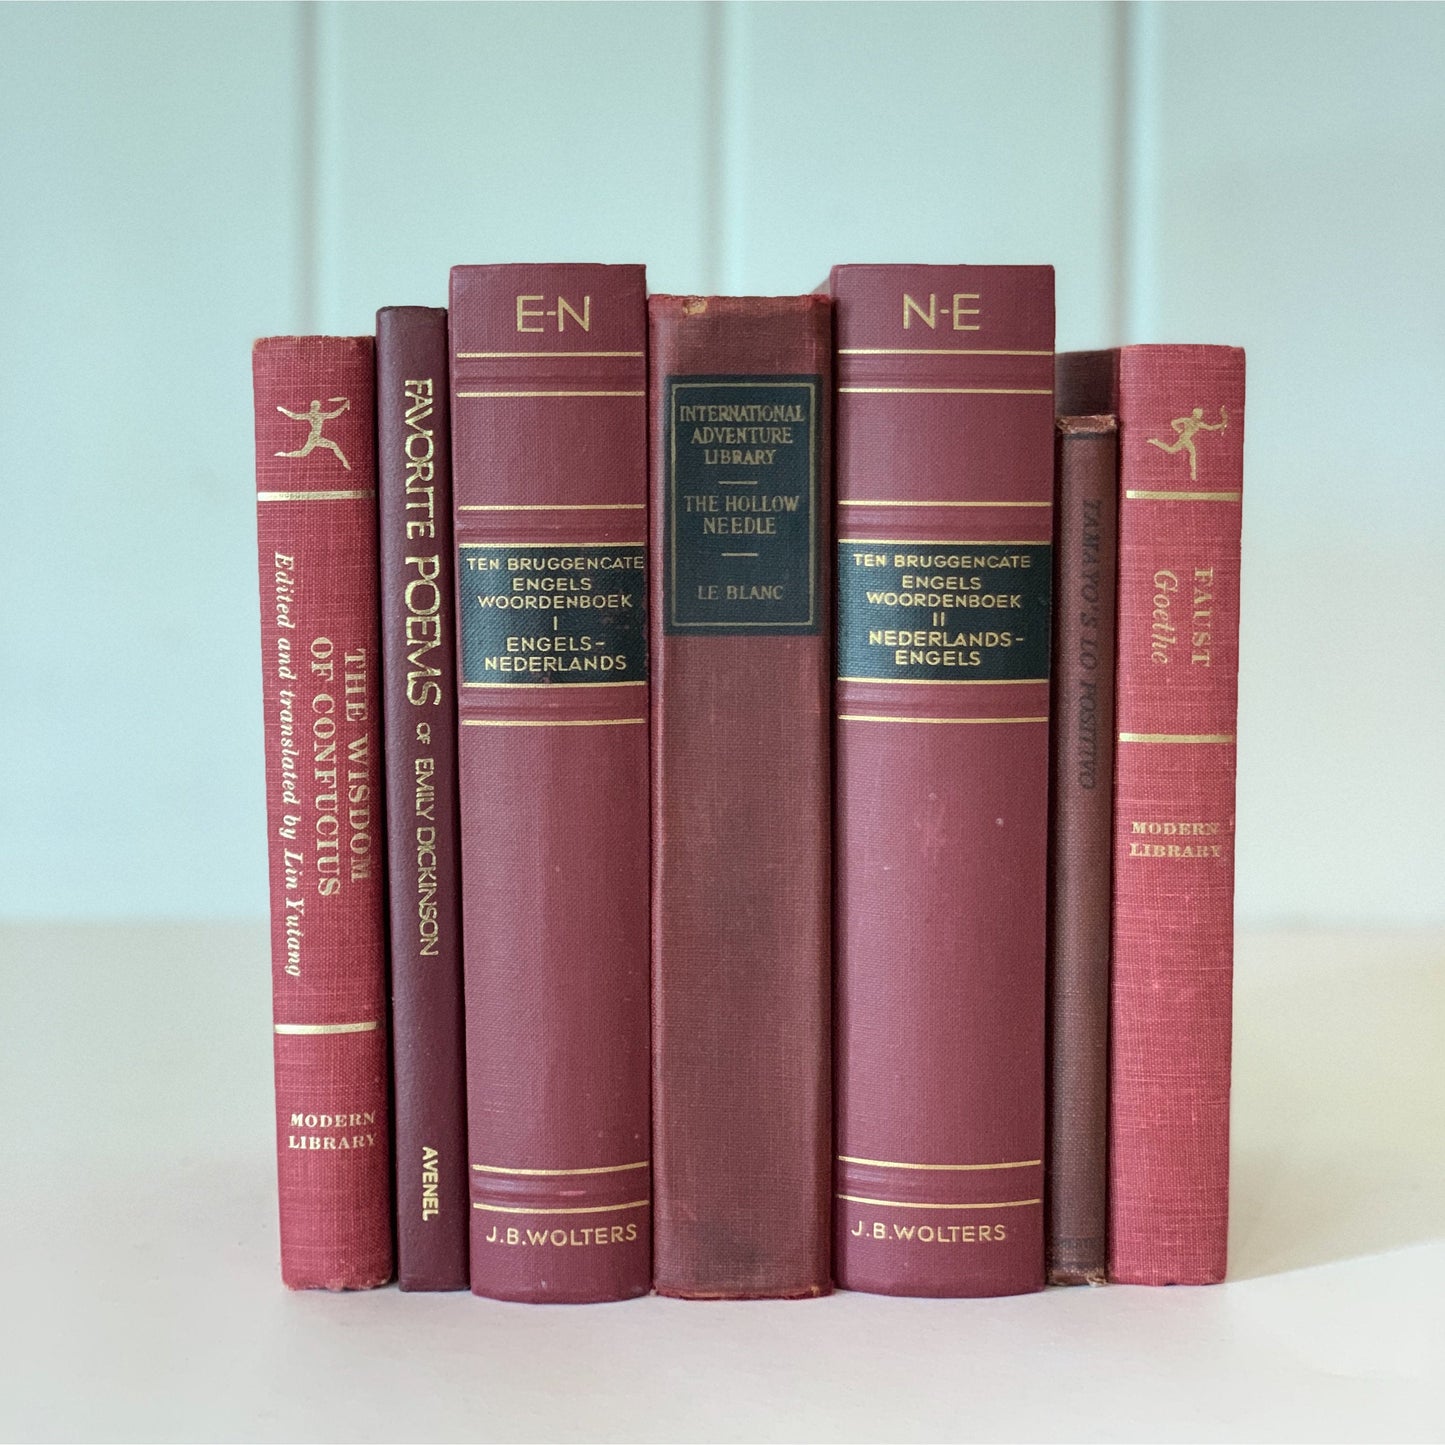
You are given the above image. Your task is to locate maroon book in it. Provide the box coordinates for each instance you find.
[1046,414,1118,1286]
[450,264,651,1303]
[252,336,393,1289]
[650,294,833,1299]
[1058,346,1245,1285]
[377,307,468,1290]
[831,265,1053,1297]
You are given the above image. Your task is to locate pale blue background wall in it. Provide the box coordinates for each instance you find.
[1,1,1441,926]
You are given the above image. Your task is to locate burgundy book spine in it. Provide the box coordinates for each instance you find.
[1062,345,1245,1285]
[252,335,393,1289]
[650,294,833,1299]
[450,264,651,1303]
[830,265,1053,1297]
[377,307,468,1290]
[1046,414,1118,1286]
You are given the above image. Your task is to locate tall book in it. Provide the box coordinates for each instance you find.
[1046,413,1118,1286]
[831,265,1054,1297]
[252,335,393,1289]
[450,265,651,1303]
[650,294,833,1299]
[377,306,468,1290]
[1057,346,1245,1285]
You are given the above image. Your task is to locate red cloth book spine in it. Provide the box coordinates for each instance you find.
[1046,414,1118,1285]
[449,264,651,1303]
[252,335,393,1290]
[1060,345,1245,1285]
[830,265,1054,1297]
[377,307,468,1290]
[650,294,833,1299]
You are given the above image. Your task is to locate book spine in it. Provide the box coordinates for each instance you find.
[252,335,393,1290]
[830,265,1054,1297]
[1110,346,1245,1285]
[449,264,651,1303]
[1046,414,1119,1286]
[377,307,468,1290]
[650,294,833,1299]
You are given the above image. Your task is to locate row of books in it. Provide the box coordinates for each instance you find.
[251,263,1244,1300]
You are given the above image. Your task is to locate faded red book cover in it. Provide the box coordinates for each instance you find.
[831,265,1053,1297]
[1059,346,1245,1285]
[1047,413,1118,1286]
[450,265,651,1303]
[377,307,468,1290]
[252,335,393,1290]
[650,294,833,1299]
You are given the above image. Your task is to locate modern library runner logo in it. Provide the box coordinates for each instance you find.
[274,396,354,469]
[1145,405,1228,482]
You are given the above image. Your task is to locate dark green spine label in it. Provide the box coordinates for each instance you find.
[836,541,1052,682]
[458,543,647,684]
[664,375,821,634]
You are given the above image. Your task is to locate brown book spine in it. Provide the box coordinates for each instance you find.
[650,294,833,1299]
[450,264,651,1303]
[1047,414,1118,1286]
[252,335,393,1289]
[377,307,468,1290]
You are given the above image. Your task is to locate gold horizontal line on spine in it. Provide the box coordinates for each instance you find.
[462,717,646,728]
[457,389,645,398]
[1118,732,1236,744]
[840,499,1050,509]
[463,679,646,690]
[839,676,1049,687]
[274,1021,379,1035]
[839,538,1051,547]
[460,539,645,547]
[837,1194,1042,1210]
[838,347,1053,357]
[257,489,376,502]
[457,503,645,512]
[1124,489,1241,502]
[471,1199,650,1215]
[455,350,644,359]
[839,714,1048,725]
[838,1155,1042,1171]
[838,386,1052,396]
[472,1160,650,1177]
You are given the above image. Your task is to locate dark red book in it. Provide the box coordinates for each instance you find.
[830,265,1053,1297]
[252,335,393,1290]
[1046,413,1118,1286]
[377,307,468,1291]
[650,294,833,1299]
[450,264,651,1303]
[1058,346,1245,1285]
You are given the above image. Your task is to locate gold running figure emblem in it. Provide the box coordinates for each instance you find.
[275,397,353,470]
[1146,406,1227,482]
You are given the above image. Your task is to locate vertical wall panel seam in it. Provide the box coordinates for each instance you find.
[297,1,318,333]
[1122,0,1161,340]
[1109,0,1131,346]
[702,2,725,293]
[718,0,748,293]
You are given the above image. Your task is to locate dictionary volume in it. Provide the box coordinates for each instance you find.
[1057,346,1245,1285]
[1046,414,1118,1285]
[650,295,834,1299]
[450,265,652,1303]
[377,307,468,1290]
[252,336,393,1289]
[831,265,1054,1297]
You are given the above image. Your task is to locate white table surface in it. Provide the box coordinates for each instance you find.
[1,924,1440,1443]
